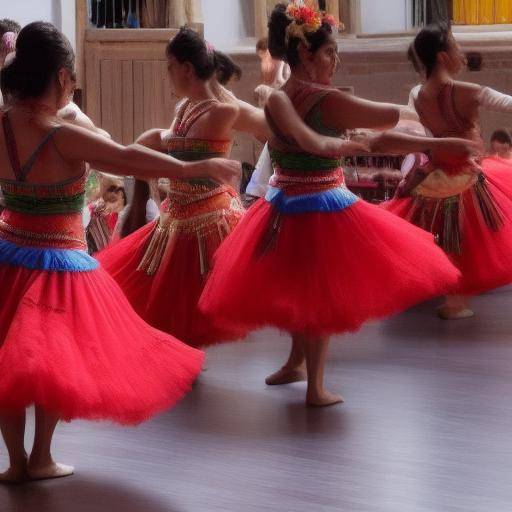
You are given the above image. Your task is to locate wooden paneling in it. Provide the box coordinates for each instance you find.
[84,29,180,144]
[75,0,88,89]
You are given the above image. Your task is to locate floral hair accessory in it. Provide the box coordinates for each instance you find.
[205,40,215,56]
[285,1,341,47]
[1,32,16,55]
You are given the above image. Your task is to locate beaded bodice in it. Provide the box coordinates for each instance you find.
[137,99,242,276]
[266,81,347,195]
[165,97,232,195]
[0,112,91,260]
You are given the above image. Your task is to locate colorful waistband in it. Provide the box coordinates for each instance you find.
[265,185,358,214]
[0,209,86,250]
[167,138,230,162]
[269,148,342,172]
[0,237,98,272]
[164,183,242,219]
[0,174,86,215]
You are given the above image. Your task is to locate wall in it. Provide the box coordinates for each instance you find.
[0,0,76,49]
[360,0,408,34]
[226,37,512,164]
[201,0,251,51]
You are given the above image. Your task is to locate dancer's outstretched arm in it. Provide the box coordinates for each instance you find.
[266,90,369,157]
[53,123,240,185]
[370,131,481,160]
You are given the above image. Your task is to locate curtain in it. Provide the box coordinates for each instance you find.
[141,0,168,28]
[453,0,512,24]
[412,0,426,27]
[495,0,512,23]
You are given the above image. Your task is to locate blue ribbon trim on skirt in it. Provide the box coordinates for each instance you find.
[265,186,359,214]
[0,238,98,272]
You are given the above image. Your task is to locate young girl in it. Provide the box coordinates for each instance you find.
[384,22,512,319]
[198,2,476,406]
[0,22,238,483]
[98,28,264,348]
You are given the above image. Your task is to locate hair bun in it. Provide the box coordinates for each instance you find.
[268,3,291,61]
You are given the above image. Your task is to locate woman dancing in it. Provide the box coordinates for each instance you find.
[0,22,238,483]
[199,2,474,406]
[384,22,512,319]
[99,28,265,348]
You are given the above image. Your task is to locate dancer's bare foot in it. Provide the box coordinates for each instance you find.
[306,390,344,407]
[437,306,475,320]
[27,461,74,481]
[0,464,27,485]
[265,365,307,386]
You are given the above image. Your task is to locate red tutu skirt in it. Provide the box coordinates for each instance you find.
[199,199,460,337]
[384,162,512,296]
[0,262,203,424]
[98,202,246,347]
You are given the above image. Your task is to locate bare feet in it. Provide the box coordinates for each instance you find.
[0,464,27,485]
[437,306,475,320]
[265,365,307,386]
[306,390,344,408]
[27,461,74,481]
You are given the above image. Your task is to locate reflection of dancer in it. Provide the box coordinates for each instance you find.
[99,28,253,348]
[200,3,464,407]
[384,22,512,319]
[0,22,238,483]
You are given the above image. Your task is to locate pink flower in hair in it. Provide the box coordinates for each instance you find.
[205,41,215,56]
[1,31,16,55]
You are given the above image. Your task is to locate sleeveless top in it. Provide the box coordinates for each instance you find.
[0,111,97,272]
[137,98,244,276]
[406,82,484,200]
[264,81,358,215]
[400,85,503,253]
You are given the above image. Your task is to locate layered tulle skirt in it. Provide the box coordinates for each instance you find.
[199,196,461,337]
[0,242,203,424]
[384,162,512,296]
[98,185,245,347]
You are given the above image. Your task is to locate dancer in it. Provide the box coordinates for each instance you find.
[99,28,265,347]
[115,178,160,239]
[0,22,239,483]
[85,175,126,253]
[0,19,20,107]
[254,36,291,107]
[384,22,512,319]
[199,3,471,406]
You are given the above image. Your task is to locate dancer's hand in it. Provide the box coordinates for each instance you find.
[198,158,242,188]
[431,138,483,174]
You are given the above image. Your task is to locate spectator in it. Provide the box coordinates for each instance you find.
[490,128,512,162]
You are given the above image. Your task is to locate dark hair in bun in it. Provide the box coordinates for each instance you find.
[166,27,241,85]
[413,21,452,78]
[268,3,333,67]
[1,21,75,100]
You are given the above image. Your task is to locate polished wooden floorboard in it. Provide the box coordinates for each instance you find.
[2,288,512,512]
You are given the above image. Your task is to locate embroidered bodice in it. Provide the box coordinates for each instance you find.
[264,80,358,215]
[0,112,95,271]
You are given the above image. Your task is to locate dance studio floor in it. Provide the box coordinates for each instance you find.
[2,288,512,512]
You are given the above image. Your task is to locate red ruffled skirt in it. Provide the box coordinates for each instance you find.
[98,188,245,347]
[384,161,512,296]
[0,262,203,424]
[199,198,461,337]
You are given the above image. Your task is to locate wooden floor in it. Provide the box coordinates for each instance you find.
[2,288,512,512]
